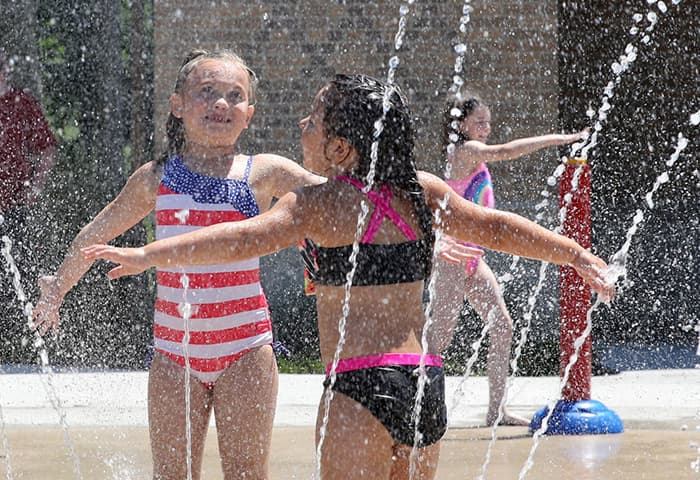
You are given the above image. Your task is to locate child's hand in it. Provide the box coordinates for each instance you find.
[81,245,149,279]
[561,127,590,145]
[436,235,483,265]
[576,127,591,141]
[571,250,616,304]
[33,275,62,335]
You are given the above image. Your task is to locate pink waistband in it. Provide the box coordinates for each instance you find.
[325,353,443,376]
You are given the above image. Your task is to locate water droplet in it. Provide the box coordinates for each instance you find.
[553,164,566,178]
[632,13,644,22]
[454,43,467,55]
[657,1,668,12]
[690,111,700,125]
[499,273,513,283]
[399,5,409,15]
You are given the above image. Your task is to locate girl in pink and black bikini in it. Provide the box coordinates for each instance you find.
[429,93,589,427]
[79,74,614,479]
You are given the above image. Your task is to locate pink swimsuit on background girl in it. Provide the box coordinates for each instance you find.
[445,162,495,276]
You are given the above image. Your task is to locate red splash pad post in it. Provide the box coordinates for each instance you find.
[559,158,592,401]
[528,158,621,435]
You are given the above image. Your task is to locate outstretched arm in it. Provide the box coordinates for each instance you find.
[455,129,588,167]
[82,189,311,280]
[33,163,159,334]
[435,235,484,265]
[420,171,614,301]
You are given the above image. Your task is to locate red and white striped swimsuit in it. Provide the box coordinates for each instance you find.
[154,155,273,385]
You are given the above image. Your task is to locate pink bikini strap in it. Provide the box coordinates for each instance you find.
[335,176,418,243]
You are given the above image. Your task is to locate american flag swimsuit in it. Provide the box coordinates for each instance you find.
[153,155,273,385]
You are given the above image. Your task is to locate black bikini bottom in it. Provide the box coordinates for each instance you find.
[324,364,447,447]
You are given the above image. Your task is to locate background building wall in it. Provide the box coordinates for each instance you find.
[152,1,561,203]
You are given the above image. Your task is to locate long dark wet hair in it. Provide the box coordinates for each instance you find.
[158,49,259,165]
[321,73,435,271]
[440,93,486,156]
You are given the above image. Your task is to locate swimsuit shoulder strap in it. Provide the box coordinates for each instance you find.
[243,155,254,183]
[335,176,418,243]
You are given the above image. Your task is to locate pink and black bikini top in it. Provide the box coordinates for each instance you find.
[301,176,432,287]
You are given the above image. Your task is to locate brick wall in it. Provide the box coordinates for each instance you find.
[153,0,561,212]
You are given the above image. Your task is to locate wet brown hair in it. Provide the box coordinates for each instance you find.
[158,49,258,164]
[440,93,486,155]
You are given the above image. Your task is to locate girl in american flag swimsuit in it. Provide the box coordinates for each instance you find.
[34,49,323,480]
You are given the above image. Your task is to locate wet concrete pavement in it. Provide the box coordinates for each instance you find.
[1,369,699,479]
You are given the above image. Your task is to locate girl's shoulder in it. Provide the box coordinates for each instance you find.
[128,160,164,190]
[248,153,324,189]
[249,152,299,169]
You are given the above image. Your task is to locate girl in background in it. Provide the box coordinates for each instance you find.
[430,93,588,426]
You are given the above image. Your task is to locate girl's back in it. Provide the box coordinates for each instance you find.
[302,179,429,362]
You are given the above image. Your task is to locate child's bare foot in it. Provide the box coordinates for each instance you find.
[486,409,530,427]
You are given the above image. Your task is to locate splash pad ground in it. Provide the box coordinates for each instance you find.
[1,369,699,479]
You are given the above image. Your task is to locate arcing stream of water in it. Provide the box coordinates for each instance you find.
[0,236,83,480]
[177,270,194,480]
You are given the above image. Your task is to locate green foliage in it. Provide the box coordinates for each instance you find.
[276,356,324,374]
